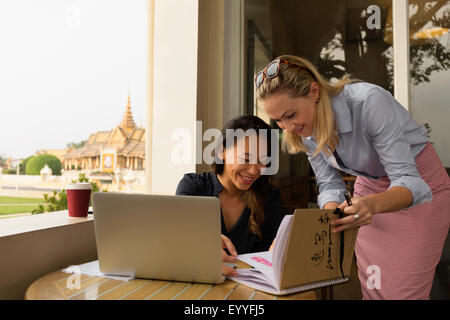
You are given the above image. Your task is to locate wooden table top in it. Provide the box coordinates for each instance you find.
[25,270,316,300]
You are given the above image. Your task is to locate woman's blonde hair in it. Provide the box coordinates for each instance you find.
[256,55,356,156]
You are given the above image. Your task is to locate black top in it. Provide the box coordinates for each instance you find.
[175,172,283,254]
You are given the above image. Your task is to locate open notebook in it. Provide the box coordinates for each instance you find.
[228,209,359,295]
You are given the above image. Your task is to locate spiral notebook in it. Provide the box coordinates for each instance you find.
[228,209,359,295]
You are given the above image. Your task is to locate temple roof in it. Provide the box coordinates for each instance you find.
[131,128,145,142]
[64,94,145,159]
[120,94,136,134]
[119,141,145,157]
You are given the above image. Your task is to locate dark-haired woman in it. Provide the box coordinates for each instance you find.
[176,115,282,276]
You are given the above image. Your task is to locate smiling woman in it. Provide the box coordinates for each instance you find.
[255,54,450,300]
[256,55,357,157]
[175,115,283,277]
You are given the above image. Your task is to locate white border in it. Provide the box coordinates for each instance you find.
[393,0,411,111]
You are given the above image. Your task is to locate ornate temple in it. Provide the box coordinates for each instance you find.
[62,94,145,173]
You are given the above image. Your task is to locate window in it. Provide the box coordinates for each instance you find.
[244,0,395,207]
[0,0,148,219]
[246,0,395,102]
[409,0,450,167]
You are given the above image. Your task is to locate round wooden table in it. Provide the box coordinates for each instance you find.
[25,270,316,300]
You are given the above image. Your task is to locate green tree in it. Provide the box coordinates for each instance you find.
[32,173,104,214]
[20,155,34,174]
[25,154,62,176]
[66,140,87,149]
[0,154,6,170]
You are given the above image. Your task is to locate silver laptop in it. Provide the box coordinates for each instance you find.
[93,192,224,284]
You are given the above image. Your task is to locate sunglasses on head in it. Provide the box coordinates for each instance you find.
[255,58,301,89]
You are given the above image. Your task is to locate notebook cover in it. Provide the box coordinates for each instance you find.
[279,209,358,290]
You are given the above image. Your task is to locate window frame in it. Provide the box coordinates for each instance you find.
[393,0,411,111]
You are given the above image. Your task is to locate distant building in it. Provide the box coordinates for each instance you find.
[62,94,145,172]
[4,157,22,171]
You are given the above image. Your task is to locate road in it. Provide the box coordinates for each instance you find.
[0,185,61,192]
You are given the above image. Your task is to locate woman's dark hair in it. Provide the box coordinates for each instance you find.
[212,115,273,240]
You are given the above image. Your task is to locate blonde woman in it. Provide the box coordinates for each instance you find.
[256,55,450,300]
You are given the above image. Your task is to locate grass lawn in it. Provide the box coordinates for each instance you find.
[0,196,45,204]
[0,205,38,215]
[0,196,44,215]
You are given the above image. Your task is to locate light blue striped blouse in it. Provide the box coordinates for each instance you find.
[302,82,431,209]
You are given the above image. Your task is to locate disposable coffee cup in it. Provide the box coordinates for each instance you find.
[66,183,92,217]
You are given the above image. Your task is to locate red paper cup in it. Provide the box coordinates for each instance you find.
[66,183,92,217]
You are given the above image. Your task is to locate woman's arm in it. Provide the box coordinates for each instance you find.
[361,86,431,208]
[363,186,413,214]
[221,235,238,277]
[332,86,429,232]
[175,174,196,195]
[331,186,413,233]
[306,145,348,209]
[323,201,340,209]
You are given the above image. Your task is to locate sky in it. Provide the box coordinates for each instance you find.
[0,0,148,159]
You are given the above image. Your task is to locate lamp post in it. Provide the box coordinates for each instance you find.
[60,168,65,189]
[0,167,3,191]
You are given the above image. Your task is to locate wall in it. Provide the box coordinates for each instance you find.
[223,0,245,125]
[0,212,97,300]
[150,0,200,194]
[196,0,225,174]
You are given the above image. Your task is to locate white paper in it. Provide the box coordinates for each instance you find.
[229,269,280,294]
[62,260,134,282]
[227,214,351,296]
[272,214,293,288]
[236,251,274,278]
[228,251,277,292]
[227,215,294,295]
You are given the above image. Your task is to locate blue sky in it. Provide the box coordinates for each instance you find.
[0,0,148,159]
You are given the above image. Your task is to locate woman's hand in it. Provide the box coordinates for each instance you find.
[221,234,238,276]
[330,186,413,233]
[331,196,376,233]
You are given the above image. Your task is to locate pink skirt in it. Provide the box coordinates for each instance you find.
[353,143,450,300]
